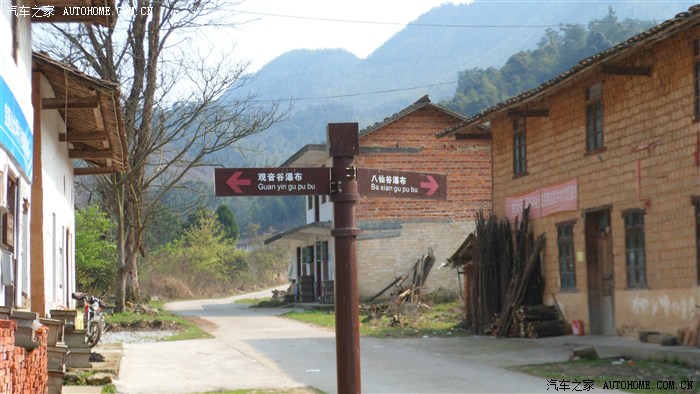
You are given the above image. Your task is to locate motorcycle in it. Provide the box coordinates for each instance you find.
[71,292,108,348]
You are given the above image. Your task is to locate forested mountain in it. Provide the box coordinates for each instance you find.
[443,9,657,115]
[164,1,695,237]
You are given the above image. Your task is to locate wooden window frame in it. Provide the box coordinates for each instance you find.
[694,197,700,285]
[694,40,700,121]
[585,82,604,152]
[623,208,646,289]
[557,221,576,291]
[512,118,527,177]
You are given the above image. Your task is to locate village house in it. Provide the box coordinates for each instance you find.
[31,52,126,315]
[439,5,700,336]
[266,96,491,302]
[1,1,122,316]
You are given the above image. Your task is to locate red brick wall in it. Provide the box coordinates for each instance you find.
[0,320,15,393]
[355,106,492,222]
[352,105,492,298]
[0,320,48,393]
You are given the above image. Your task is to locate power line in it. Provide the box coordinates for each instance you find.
[249,80,459,103]
[233,10,564,28]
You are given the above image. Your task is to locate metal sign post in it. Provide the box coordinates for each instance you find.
[327,123,362,394]
[214,122,448,394]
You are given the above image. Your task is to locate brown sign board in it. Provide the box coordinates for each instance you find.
[356,168,447,200]
[214,167,331,196]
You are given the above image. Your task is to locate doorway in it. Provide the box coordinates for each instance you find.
[585,208,616,335]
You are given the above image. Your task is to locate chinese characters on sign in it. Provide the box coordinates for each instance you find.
[505,178,578,221]
[0,67,32,179]
[214,167,331,196]
[356,168,446,199]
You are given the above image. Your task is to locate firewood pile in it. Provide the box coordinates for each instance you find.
[511,305,566,338]
[369,248,436,304]
[469,207,549,338]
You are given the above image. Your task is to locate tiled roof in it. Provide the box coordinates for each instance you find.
[361,95,468,137]
[437,4,700,138]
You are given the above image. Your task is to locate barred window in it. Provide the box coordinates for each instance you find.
[694,198,700,284]
[623,209,646,288]
[586,83,604,151]
[513,118,527,176]
[694,40,700,119]
[557,222,576,290]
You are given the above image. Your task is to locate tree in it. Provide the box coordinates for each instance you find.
[75,205,117,295]
[215,204,239,240]
[37,0,286,311]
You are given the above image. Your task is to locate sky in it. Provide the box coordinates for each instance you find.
[224,1,474,71]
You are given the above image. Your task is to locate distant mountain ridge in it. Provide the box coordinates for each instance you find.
[220,0,693,168]
[197,1,696,231]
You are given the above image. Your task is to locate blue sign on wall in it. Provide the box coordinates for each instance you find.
[0,75,32,179]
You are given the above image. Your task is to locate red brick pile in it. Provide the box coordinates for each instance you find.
[0,319,48,393]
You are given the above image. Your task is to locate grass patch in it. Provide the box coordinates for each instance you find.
[283,302,468,338]
[105,304,212,341]
[235,297,288,308]
[102,384,117,393]
[198,389,324,394]
[512,357,700,393]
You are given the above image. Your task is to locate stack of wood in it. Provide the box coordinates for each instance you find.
[468,206,547,337]
[511,305,565,338]
[368,248,435,304]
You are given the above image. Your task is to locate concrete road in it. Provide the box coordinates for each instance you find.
[114,288,582,394]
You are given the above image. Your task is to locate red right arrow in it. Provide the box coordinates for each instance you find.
[226,171,251,193]
[420,175,439,196]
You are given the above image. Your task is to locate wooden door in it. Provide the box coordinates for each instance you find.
[586,209,616,335]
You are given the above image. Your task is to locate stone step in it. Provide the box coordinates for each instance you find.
[66,348,92,368]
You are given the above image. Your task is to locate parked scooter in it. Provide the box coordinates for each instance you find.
[71,292,108,347]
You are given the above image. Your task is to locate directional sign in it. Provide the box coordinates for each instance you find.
[214,167,331,196]
[356,168,447,200]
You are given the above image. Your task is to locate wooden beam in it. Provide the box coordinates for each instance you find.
[68,149,113,159]
[59,131,108,143]
[42,96,99,109]
[74,167,115,176]
[508,108,549,118]
[601,65,652,76]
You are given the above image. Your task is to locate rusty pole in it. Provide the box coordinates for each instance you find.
[328,123,362,393]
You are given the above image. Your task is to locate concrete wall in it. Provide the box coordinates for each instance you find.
[490,25,700,335]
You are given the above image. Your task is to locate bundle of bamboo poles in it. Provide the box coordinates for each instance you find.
[467,206,546,337]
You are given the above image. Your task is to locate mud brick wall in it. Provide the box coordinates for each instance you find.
[353,105,491,298]
[0,320,48,393]
[489,25,700,335]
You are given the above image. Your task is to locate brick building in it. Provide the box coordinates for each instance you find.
[439,5,700,336]
[267,96,491,301]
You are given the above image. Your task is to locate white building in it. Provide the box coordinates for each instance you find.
[1,1,122,316]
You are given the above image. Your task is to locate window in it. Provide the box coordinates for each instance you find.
[512,118,527,176]
[557,222,576,290]
[694,40,700,119]
[307,195,313,210]
[694,198,700,284]
[586,83,603,151]
[623,209,646,288]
